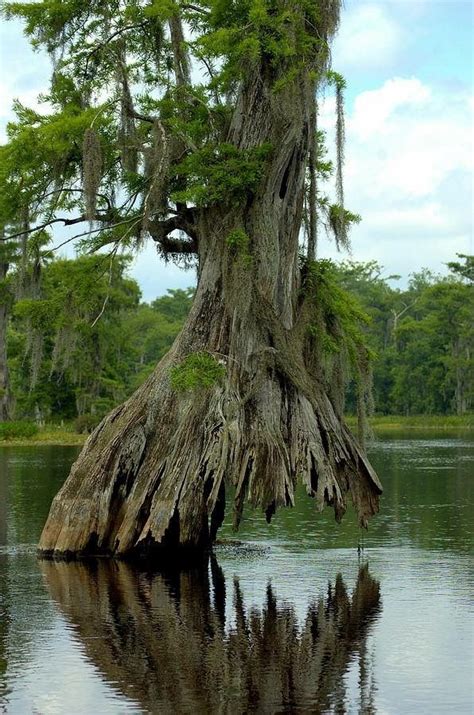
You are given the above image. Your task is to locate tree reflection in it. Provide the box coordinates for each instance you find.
[41,558,381,713]
[0,463,9,699]
[0,452,7,547]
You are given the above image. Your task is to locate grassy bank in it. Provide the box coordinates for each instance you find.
[0,414,472,447]
[347,414,474,431]
[0,423,86,447]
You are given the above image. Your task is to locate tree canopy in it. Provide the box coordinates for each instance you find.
[1,0,351,261]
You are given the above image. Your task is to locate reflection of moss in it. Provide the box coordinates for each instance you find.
[170,352,226,392]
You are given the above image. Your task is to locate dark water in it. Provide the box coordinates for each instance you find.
[0,433,473,714]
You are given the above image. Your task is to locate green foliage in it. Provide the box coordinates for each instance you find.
[304,258,374,444]
[447,254,474,283]
[326,70,346,91]
[305,258,372,364]
[9,254,140,417]
[198,0,339,90]
[328,204,361,246]
[3,250,473,425]
[7,275,193,422]
[172,143,272,207]
[170,352,226,392]
[0,420,38,440]
[337,255,474,417]
[0,0,345,265]
[390,275,474,415]
[151,288,194,321]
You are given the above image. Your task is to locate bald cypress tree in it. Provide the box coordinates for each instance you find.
[2,0,381,558]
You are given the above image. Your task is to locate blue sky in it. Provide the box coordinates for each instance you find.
[338,1,472,101]
[0,1,472,299]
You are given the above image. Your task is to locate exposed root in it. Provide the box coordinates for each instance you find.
[39,345,381,560]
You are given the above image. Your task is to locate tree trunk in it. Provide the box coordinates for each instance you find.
[0,262,11,422]
[39,69,381,560]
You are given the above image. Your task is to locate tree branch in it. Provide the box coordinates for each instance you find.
[148,213,198,254]
[0,211,117,242]
[84,23,147,75]
[182,4,210,16]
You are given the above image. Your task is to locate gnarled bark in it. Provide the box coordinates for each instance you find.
[39,43,381,561]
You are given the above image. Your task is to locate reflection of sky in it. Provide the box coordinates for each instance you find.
[5,616,141,714]
[0,2,472,299]
[1,546,472,714]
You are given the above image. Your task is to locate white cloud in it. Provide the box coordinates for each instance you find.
[0,19,50,141]
[333,4,404,71]
[350,77,431,138]
[318,77,473,278]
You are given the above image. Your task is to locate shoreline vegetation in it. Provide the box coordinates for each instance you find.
[0,415,472,447]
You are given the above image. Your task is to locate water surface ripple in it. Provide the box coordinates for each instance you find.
[0,433,473,714]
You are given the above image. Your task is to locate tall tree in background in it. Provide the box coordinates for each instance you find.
[391,258,474,416]
[2,0,381,558]
[10,254,140,422]
[0,240,14,421]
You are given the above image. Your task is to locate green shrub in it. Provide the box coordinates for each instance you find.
[0,421,39,440]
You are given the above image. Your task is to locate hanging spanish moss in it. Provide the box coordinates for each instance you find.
[119,97,138,174]
[332,72,348,249]
[28,330,44,389]
[142,120,170,235]
[307,98,318,261]
[82,127,102,222]
[15,207,30,299]
[117,57,138,175]
[304,258,373,451]
[50,325,77,377]
[168,13,191,87]
[335,80,345,206]
[29,238,44,300]
[317,0,342,42]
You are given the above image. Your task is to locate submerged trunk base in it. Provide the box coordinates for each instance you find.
[38,322,382,561]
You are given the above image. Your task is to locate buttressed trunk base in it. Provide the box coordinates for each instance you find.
[39,220,382,560]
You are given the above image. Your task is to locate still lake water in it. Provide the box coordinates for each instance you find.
[0,432,473,714]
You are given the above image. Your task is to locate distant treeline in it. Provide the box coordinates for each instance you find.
[2,253,473,428]
[340,255,473,417]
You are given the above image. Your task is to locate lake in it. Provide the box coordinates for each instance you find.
[0,433,473,714]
